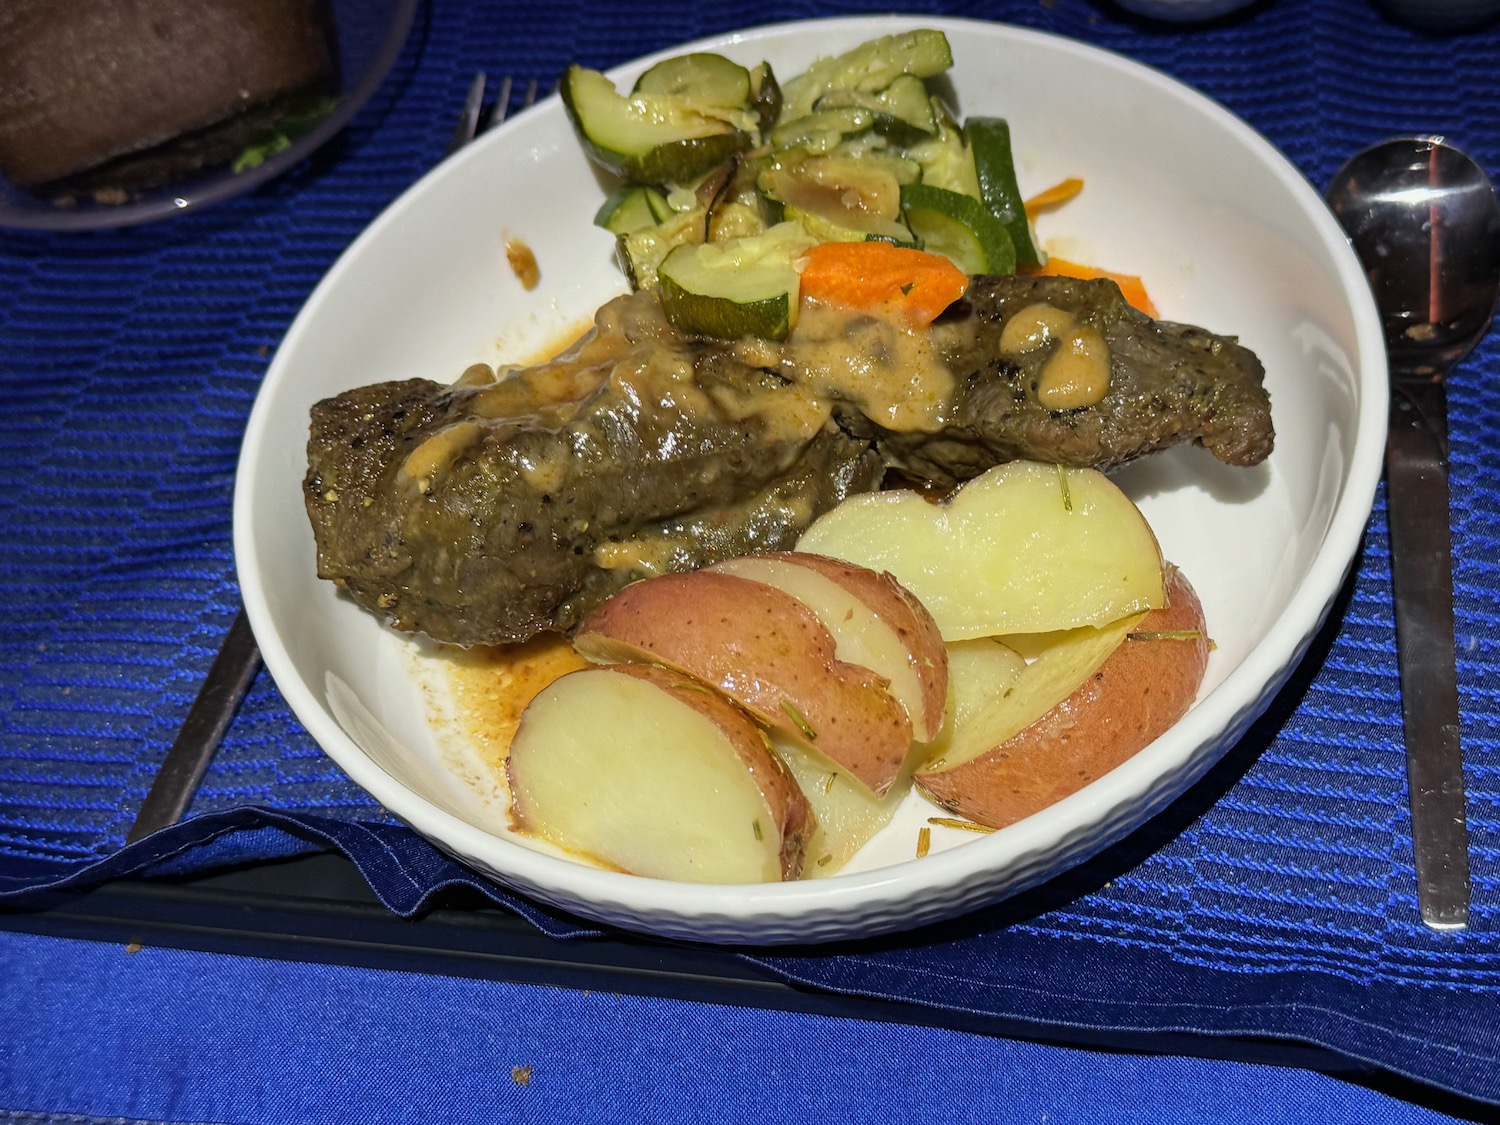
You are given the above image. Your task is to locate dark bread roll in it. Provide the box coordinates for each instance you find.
[0,0,333,188]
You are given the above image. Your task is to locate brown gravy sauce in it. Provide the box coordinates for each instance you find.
[997,300,1111,409]
[427,294,955,762]
[732,298,955,434]
[505,237,541,291]
[440,636,592,773]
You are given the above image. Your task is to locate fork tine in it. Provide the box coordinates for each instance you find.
[481,76,543,135]
[481,74,515,133]
[446,72,487,155]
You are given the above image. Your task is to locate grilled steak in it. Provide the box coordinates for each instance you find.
[305,293,883,646]
[885,273,1274,488]
[305,275,1272,646]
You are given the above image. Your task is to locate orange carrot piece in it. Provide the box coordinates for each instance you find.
[1028,257,1159,318]
[1023,177,1084,220]
[798,241,969,327]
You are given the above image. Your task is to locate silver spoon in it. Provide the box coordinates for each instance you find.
[1326,136,1500,930]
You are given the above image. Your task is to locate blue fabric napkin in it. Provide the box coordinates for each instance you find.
[1,0,1497,1108]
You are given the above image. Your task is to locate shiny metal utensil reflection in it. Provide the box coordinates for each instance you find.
[446,72,488,155]
[1326,136,1500,930]
[127,608,260,842]
[127,74,546,843]
[446,73,542,154]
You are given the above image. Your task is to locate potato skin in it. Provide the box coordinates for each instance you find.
[751,551,949,743]
[916,565,1208,830]
[575,570,913,795]
[508,663,815,881]
[612,664,815,880]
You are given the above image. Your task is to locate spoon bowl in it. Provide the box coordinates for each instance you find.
[1327,137,1500,377]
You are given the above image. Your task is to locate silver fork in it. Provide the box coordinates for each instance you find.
[447,73,542,154]
[126,76,545,845]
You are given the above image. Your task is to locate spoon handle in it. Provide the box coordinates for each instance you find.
[1385,376,1471,930]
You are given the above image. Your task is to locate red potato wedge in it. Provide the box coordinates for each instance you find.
[797,460,1165,639]
[773,731,917,878]
[507,664,813,882]
[916,566,1209,830]
[710,551,948,743]
[923,614,1146,775]
[574,570,913,796]
[941,637,1028,732]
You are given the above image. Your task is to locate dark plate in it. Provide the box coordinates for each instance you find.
[0,0,419,232]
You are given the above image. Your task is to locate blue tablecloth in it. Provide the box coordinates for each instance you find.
[0,927,1473,1125]
[2,0,1498,1117]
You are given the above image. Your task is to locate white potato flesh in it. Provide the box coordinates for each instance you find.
[773,734,914,878]
[915,566,1209,830]
[711,555,929,738]
[574,570,913,796]
[923,613,1145,773]
[941,637,1028,735]
[507,667,799,883]
[796,460,1165,639]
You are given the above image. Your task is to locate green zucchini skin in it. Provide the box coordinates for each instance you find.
[633,52,751,105]
[559,63,753,184]
[654,223,815,340]
[594,185,672,234]
[778,29,954,123]
[901,183,1016,275]
[967,117,1042,268]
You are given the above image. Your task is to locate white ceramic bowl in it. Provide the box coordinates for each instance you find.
[235,16,1386,944]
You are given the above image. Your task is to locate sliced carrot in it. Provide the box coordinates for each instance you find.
[1017,177,1157,316]
[1023,177,1084,220]
[798,241,969,328]
[1027,256,1159,318]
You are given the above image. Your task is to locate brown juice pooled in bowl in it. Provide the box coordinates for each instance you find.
[440,636,591,774]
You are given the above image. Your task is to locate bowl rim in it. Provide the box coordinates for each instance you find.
[234,13,1389,941]
[0,0,421,233]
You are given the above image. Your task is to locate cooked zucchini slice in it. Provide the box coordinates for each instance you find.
[770,106,878,153]
[814,74,938,146]
[905,97,980,197]
[634,53,752,107]
[595,185,673,234]
[561,64,754,184]
[618,207,708,290]
[759,152,915,245]
[785,206,916,247]
[967,116,1042,268]
[778,29,954,123]
[900,183,1016,275]
[656,223,815,340]
[758,152,902,218]
[827,135,922,185]
[708,200,771,242]
[695,157,772,242]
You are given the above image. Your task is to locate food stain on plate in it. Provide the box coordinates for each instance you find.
[504,233,542,291]
[418,636,590,799]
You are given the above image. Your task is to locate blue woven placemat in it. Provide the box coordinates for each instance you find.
[1,0,1497,1107]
